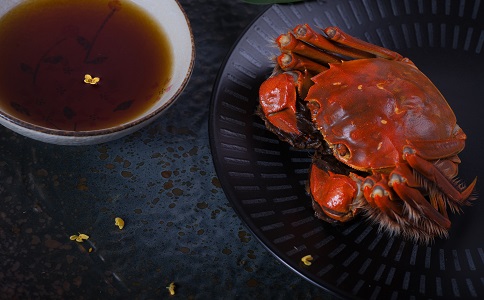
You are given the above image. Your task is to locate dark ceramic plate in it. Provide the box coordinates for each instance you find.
[209,1,484,298]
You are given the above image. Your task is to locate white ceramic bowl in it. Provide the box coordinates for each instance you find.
[0,0,194,145]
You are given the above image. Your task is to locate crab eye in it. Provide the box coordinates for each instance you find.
[335,144,350,158]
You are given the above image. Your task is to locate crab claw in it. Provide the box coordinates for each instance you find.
[258,71,322,149]
[308,164,360,222]
[259,73,300,135]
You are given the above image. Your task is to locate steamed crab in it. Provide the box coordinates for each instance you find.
[258,24,477,243]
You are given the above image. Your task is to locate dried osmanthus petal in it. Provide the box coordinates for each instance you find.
[115,217,125,229]
[78,233,89,240]
[84,74,100,85]
[167,282,176,296]
[301,254,313,266]
[70,233,89,242]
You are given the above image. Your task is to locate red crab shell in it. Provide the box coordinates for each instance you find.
[257,24,477,243]
[306,58,461,171]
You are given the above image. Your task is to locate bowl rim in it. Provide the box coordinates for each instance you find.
[0,0,195,138]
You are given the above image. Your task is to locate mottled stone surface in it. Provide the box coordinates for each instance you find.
[0,1,327,299]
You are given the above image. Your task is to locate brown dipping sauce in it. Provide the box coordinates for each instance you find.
[0,0,173,131]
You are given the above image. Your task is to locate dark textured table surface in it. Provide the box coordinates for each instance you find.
[0,1,326,299]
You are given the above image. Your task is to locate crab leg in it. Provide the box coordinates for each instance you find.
[277,32,342,65]
[390,163,452,228]
[392,160,470,220]
[277,52,328,74]
[363,177,403,220]
[404,149,477,204]
[390,162,448,216]
[388,164,450,228]
[390,177,451,229]
[408,136,466,161]
[433,156,460,179]
[323,26,403,61]
[293,24,373,59]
